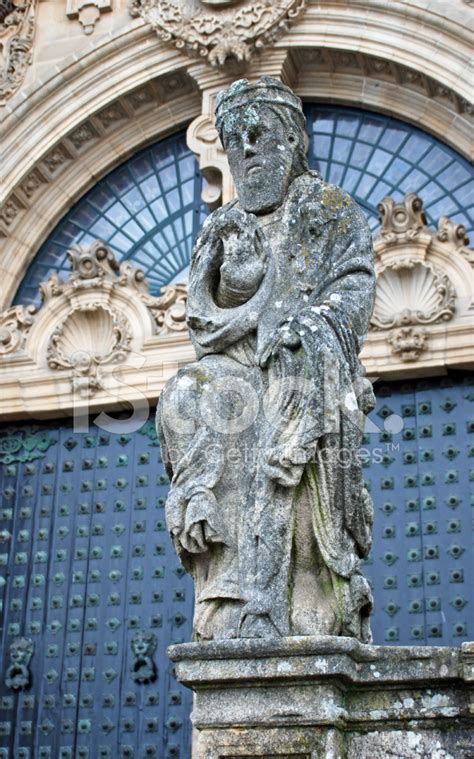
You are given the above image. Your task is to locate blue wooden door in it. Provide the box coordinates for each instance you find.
[0,414,192,759]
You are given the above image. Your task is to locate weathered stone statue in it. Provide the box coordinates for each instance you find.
[157,77,376,643]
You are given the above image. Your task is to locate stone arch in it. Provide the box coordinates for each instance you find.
[1,2,471,308]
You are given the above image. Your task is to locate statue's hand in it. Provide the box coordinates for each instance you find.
[257,323,302,366]
[219,254,266,295]
[179,491,226,553]
[263,446,305,487]
[180,521,208,554]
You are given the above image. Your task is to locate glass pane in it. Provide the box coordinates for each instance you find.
[14,111,473,308]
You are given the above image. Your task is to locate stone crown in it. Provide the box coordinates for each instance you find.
[215,76,305,139]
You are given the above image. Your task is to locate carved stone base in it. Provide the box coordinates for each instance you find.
[168,636,474,759]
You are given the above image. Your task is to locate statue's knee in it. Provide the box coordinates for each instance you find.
[159,363,203,430]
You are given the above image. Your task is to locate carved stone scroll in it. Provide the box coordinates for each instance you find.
[0,304,36,354]
[47,303,133,398]
[0,240,191,399]
[0,0,37,103]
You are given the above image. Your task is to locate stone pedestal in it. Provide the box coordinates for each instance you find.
[168,636,474,759]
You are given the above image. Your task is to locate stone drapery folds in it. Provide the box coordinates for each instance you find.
[157,77,377,643]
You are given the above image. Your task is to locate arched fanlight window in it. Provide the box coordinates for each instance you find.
[306,106,473,235]
[14,108,473,306]
[15,132,207,306]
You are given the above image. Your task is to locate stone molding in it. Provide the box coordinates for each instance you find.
[0,0,37,104]
[0,72,201,310]
[168,635,474,758]
[188,45,473,205]
[128,0,306,67]
[0,196,472,418]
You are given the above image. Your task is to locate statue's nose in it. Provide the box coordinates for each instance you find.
[243,137,256,158]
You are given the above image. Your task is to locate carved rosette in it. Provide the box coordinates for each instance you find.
[0,0,37,103]
[0,304,36,354]
[47,303,133,398]
[129,0,306,67]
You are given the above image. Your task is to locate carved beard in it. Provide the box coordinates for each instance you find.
[234,161,293,214]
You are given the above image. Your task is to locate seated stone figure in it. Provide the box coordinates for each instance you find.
[157,77,376,643]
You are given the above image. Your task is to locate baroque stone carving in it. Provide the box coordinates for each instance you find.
[0,304,36,354]
[0,0,37,103]
[371,193,458,363]
[371,260,456,330]
[436,216,470,248]
[157,77,376,644]
[4,637,34,691]
[47,303,133,398]
[377,193,428,244]
[187,114,229,208]
[38,242,194,394]
[131,631,157,684]
[141,283,188,335]
[129,0,306,66]
[387,326,427,362]
[0,239,194,399]
[66,0,112,35]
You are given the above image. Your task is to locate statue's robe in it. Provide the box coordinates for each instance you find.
[157,170,376,642]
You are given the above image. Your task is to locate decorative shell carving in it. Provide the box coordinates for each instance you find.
[371,260,456,330]
[47,304,132,398]
[129,0,306,67]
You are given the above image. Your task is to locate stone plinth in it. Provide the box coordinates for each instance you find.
[168,636,474,759]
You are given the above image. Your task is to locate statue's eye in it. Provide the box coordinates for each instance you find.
[227,134,240,149]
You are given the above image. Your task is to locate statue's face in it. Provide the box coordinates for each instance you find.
[222,105,299,214]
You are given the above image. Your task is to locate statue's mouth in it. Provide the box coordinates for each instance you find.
[246,164,262,176]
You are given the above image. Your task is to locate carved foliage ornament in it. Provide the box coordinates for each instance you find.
[0,0,37,103]
[128,0,306,67]
[41,241,189,396]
